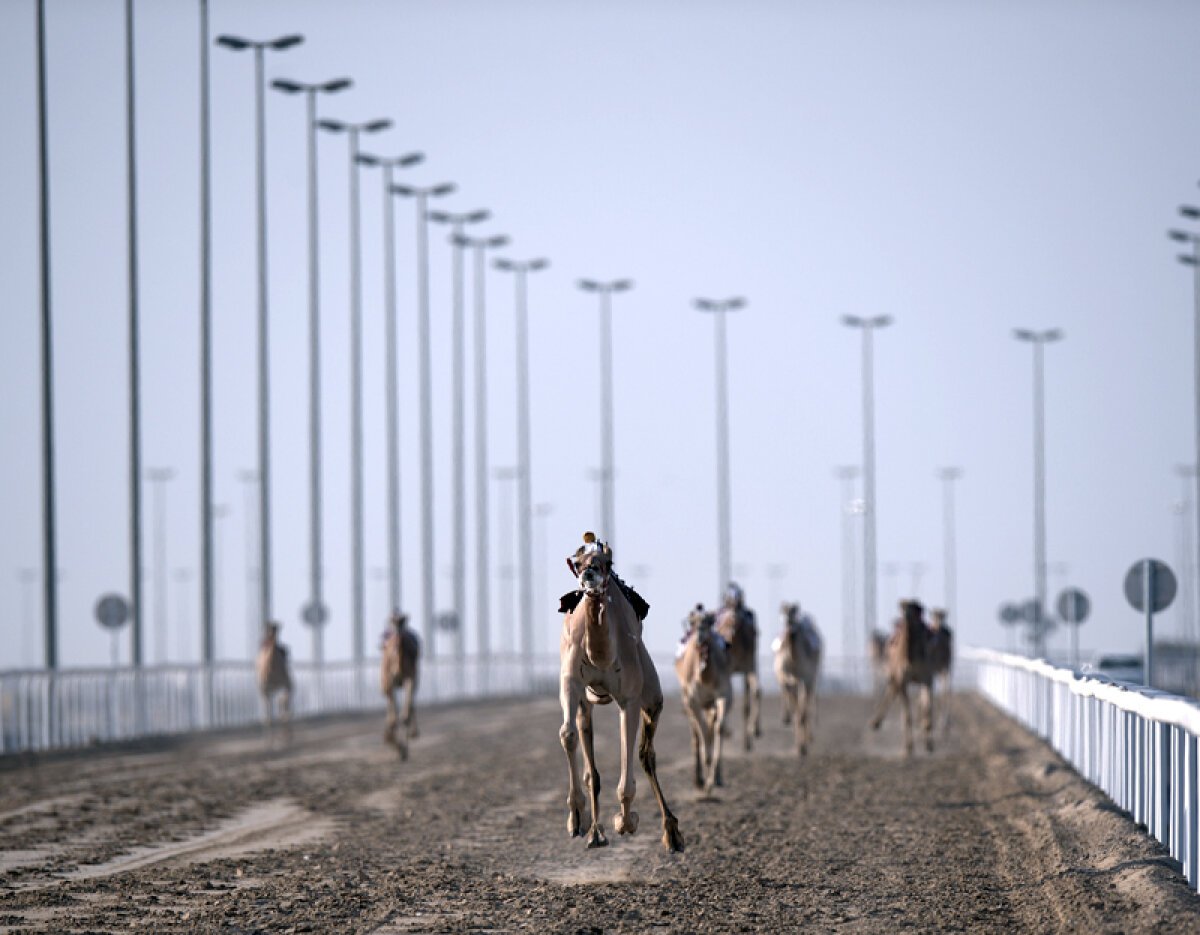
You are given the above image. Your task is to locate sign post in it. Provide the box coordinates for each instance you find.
[1124,559,1177,687]
[94,594,131,668]
[1055,588,1091,669]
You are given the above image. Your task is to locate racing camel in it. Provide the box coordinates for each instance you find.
[381,611,420,760]
[675,605,732,795]
[714,583,761,751]
[256,622,292,743]
[870,599,936,755]
[927,608,954,731]
[558,532,684,853]
[772,603,822,756]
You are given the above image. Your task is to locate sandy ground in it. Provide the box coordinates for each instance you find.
[1,687,1198,933]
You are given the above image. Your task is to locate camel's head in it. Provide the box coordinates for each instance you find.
[779,602,799,630]
[723,582,744,610]
[569,531,612,596]
[265,621,281,640]
[389,610,409,632]
[902,599,925,628]
[688,605,717,669]
[929,608,947,631]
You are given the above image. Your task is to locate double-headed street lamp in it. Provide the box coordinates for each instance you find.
[216,31,304,634]
[270,77,353,663]
[1013,327,1063,659]
[430,208,491,656]
[841,314,892,646]
[696,297,746,597]
[357,148,424,650]
[392,181,456,651]
[454,231,509,659]
[317,116,392,667]
[495,256,549,674]
[577,278,633,546]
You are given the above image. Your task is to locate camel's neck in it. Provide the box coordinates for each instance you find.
[581,593,615,669]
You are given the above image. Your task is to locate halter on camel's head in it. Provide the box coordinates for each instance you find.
[567,531,613,597]
[929,608,947,631]
[723,582,745,610]
[389,610,409,631]
[687,604,718,670]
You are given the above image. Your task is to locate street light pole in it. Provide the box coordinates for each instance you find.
[216,32,303,637]
[236,469,259,658]
[392,180,457,652]
[936,467,963,627]
[146,468,175,663]
[496,256,550,674]
[842,315,893,646]
[455,232,509,659]
[1013,327,1063,659]
[834,466,860,656]
[430,209,491,658]
[270,78,353,660]
[577,279,632,546]
[318,117,394,667]
[695,297,746,597]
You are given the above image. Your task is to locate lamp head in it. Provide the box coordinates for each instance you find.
[270,78,304,93]
[364,118,392,133]
[215,35,252,51]
[321,78,352,93]
[269,34,305,51]
[317,118,347,133]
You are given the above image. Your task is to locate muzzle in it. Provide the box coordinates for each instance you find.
[578,566,608,596]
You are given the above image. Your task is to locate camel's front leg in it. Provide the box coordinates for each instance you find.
[900,685,914,757]
[383,686,407,759]
[794,682,810,756]
[404,673,419,741]
[870,681,897,730]
[710,697,727,793]
[748,670,762,740]
[558,677,585,838]
[279,689,292,744]
[613,701,640,835]
[577,700,607,848]
[921,682,934,753]
[685,698,704,790]
[780,681,794,726]
[638,701,685,853]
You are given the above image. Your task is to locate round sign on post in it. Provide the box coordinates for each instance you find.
[999,603,1021,624]
[1020,599,1042,623]
[301,600,329,627]
[1124,560,1176,613]
[1056,588,1090,626]
[94,594,130,631]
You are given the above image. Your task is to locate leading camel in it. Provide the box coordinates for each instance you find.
[714,582,761,751]
[381,611,420,759]
[256,622,292,743]
[558,532,684,853]
[870,599,936,755]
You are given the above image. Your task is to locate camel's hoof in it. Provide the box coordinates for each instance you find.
[870,719,882,732]
[662,819,685,854]
[613,811,639,835]
[398,743,408,762]
[586,825,608,849]
[754,725,762,739]
[409,726,420,740]
[743,736,752,752]
[925,738,935,754]
[782,714,792,726]
[567,807,584,838]
[693,775,704,790]
[799,744,808,757]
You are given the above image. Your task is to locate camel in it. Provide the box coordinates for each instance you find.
[927,608,954,731]
[714,583,761,751]
[381,611,420,759]
[256,622,292,743]
[772,603,822,756]
[558,532,684,853]
[675,605,732,795]
[870,599,936,755]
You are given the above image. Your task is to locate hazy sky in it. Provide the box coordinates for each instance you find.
[3,0,1200,669]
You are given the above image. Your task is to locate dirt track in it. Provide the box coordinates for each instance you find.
[1,689,1198,933]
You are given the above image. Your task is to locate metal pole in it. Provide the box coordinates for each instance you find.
[383,163,401,620]
[197,0,215,703]
[306,88,325,666]
[515,269,535,674]
[472,243,491,659]
[836,467,857,657]
[1033,340,1048,658]
[1069,595,1078,669]
[1145,558,1154,687]
[938,468,961,627]
[862,326,878,643]
[238,471,259,658]
[253,46,272,629]
[348,129,366,666]
[713,307,732,595]
[416,193,436,652]
[600,289,615,545]
[450,226,467,659]
[1193,239,1200,672]
[124,0,142,671]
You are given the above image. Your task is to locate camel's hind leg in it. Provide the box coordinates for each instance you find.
[639,700,685,853]
[795,682,811,756]
[780,681,794,726]
[403,673,419,741]
[748,670,762,740]
[279,688,292,744]
[899,685,914,757]
[384,685,407,759]
[920,681,934,753]
[558,678,585,839]
[685,700,705,790]
[709,697,727,793]
[577,700,607,848]
[870,681,897,730]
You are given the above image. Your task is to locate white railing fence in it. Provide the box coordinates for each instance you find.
[969,647,1200,892]
[0,653,561,756]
